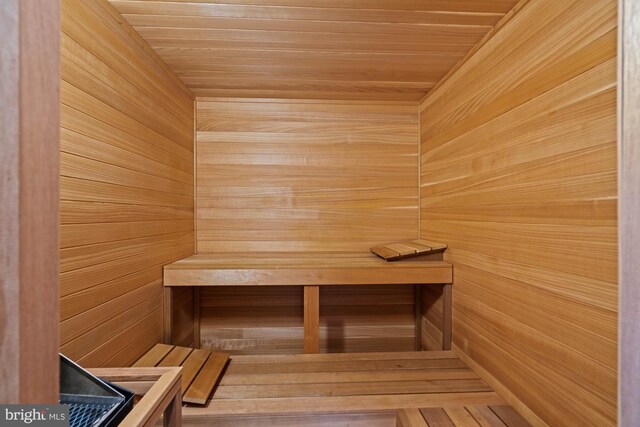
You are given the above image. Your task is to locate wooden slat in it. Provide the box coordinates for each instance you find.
[412,240,447,251]
[221,370,479,386]
[488,406,530,427]
[465,406,509,427]
[227,351,457,364]
[420,408,455,427]
[226,358,467,375]
[444,407,481,426]
[133,344,175,367]
[397,409,428,427]
[190,393,505,416]
[166,266,452,286]
[181,349,211,392]
[370,246,400,259]
[183,352,230,405]
[403,242,432,253]
[214,379,490,399]
[158,346,193,367]
[386,243,418,256]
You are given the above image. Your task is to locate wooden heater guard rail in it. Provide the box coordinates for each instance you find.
[89,367,182,427]
[163,253,453,353]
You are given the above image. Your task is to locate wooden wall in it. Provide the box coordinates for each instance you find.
[195,98,418,253]
[199,285,417,355]
[419,0,617,425]
[59,0,195,367]
[194,98,419,353]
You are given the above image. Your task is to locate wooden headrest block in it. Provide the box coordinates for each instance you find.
[370,239,447,261]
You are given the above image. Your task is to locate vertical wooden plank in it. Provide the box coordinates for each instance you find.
[442,284,452,351]
[620,1,640,425]
[164,390,183,427]
[0,0,21,404]
[415,285,423,351]
[304,285,320,354]
[193,287,201,348]
[164,287,174,344]
[0,0,60,404]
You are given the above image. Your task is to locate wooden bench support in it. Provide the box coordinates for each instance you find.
[163,253,453,353]
[304,285,320,354]
[442,284,452,351]
[163,287,173,345]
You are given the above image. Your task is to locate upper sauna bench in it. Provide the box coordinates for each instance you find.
[163,252,453,353]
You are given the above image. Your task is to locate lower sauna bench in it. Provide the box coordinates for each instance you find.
[178,351,531,427]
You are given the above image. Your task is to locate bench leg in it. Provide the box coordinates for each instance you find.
[304,285,320,353]
[163,287,174,344]
[193,287,201,349]
[442,284,452,350]
[415,285,423,351]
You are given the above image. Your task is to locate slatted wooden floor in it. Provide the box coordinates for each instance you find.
[398,406,530,427]
[181,351,529,426]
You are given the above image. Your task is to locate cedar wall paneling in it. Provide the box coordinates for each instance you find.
[199,285,416,355]
[59,0,195,367]
[419,0,617,425]
[195,98,419,354]
[195,98,419,253]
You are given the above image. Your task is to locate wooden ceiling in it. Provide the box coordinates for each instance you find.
[109,1,521,101]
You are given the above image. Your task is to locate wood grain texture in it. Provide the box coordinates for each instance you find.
[165,253,452,286]
[168,253,451,355]
[195,98,419,253]
[107,0,519,101]
[60,0,195,367]
[183,351,230,404]
[197,283,425,355]
[619,1,640,425]
[419,0,617,425]
[0,0,60,403]
[303,286,320,354]
[398,405,531,427]
[170,287,196,347]
[90,367,183,427]
[182,351,504,424]
[421,285,452,352]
